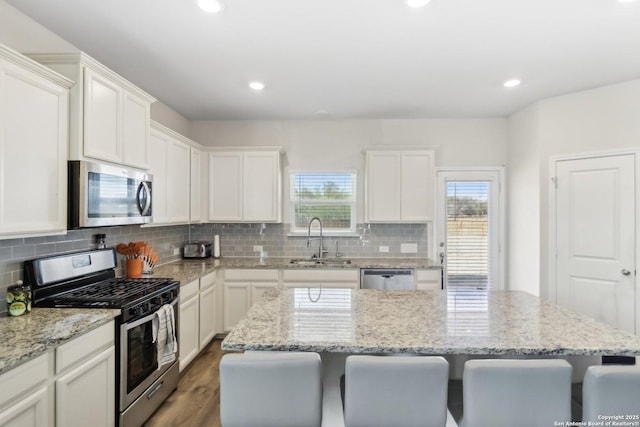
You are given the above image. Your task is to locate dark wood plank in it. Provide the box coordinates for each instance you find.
[144,339,227,427]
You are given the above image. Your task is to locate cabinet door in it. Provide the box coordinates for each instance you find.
[0,59,68,236]
[148,130,168,223]
[199,285,217,349]
[250,282,278,305]
[243,152,280,222]
[366,151,401,222]
[190,148,202,222]
[0,386,49,427]
[83,68,122,163]
[223,282,251,331]
[122,91,150,169]
[179,294,200,372]
[400,151,433,221]
[209,152,243,221]
[166,139,190,222]
[56,347,115,427]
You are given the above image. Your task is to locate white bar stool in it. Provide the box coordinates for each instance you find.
[582,365,640,423]
[461,359,572,427]
[344,355,456,427]
[219,351,323,427]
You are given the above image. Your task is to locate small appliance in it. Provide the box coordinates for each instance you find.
[183,241,212,259]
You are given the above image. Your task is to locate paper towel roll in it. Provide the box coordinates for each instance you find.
[213,235,221,258]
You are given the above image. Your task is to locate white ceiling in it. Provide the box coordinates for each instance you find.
[7,0,640,120]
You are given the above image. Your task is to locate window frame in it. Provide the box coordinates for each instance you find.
[289,170,358,236]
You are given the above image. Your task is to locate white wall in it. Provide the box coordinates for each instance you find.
[507,78,640,298]
[191,118,508,224]
[506,104,541,295]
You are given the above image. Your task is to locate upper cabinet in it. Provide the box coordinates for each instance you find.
[0,44,73,239]
[365,150,435,223]
[149,122,193,225]
[28,52,155,169]
[190,146,209,223]
[209,150,281,223]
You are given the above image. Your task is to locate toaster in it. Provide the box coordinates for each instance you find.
[183,242,212,258]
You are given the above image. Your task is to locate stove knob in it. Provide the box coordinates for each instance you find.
[128,307,137,317]
[136,305,145,316]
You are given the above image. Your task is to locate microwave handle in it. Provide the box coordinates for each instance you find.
[137,182,152,215]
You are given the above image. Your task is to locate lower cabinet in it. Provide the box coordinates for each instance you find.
[281,269,359,289]
[223,269,279,332]
[0,320,115,427]
[416,269,442,290]
[56,347,115,427]
[179,271,219,372]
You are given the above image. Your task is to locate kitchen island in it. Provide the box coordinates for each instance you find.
[222,288,640,356]
[222,288,640,427]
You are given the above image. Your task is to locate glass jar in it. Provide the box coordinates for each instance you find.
[6,280,32,316]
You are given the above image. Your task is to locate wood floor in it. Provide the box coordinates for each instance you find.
[144,339,227,427]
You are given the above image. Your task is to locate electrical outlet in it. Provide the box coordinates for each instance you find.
[400,243,418,253]
[379,246,389,253]
[173,247,180,256]
[253,245,263,252]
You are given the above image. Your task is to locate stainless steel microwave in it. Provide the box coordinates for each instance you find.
[68,160,153,229]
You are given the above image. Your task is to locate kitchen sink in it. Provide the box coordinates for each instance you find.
[289,258,352,266]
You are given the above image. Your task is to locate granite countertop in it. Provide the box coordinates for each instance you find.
[222,288,640,356]
[0,308,120,375]
[151,256,439,284]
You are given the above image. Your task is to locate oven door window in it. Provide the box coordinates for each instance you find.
[127,319,158,393]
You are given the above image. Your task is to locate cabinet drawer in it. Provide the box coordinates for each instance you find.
[224,269,279,281]
[416,269,441,282]
[56,321,114,374]
[282,269,358,283]
[200,271,216,291]
[0,353,49,407]
[181,279,200,300]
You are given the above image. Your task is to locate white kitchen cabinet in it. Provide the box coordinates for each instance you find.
[281,269,359,289]
[56,348,115,427]
[179,279,200,372]
[365,150,435,223]
[0,44,72,240]
[416,269,442,290]
[55,321,115,427]
[149,122,191,225]
[28,52,154,169]
[199,272,217,349]
[0,354,49,427]
[190,146,209,223]
[223,269,279,331]
[209,150,282,222]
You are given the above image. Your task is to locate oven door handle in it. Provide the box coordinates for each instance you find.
[124,297,179,330]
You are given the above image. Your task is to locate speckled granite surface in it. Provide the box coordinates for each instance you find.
[0,308,120,375]
[151,257,439,284]
[222,288,640,356]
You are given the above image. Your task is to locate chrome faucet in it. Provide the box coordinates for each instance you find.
[307,217,328,259]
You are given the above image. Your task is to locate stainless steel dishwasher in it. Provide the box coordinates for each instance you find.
[360,268,415,290]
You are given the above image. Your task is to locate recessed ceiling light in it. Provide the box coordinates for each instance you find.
[503,79,521,88]
[198,0,225,13]
[249,81,265,91]
[406,0,432,8]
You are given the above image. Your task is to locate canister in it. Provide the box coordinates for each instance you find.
[6,280,32,316]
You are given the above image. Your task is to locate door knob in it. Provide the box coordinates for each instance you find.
[622,269,632,276]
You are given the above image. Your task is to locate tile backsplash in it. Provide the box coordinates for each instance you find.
[0,222,429,313]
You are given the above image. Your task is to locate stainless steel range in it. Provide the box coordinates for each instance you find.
[24,248,180,427]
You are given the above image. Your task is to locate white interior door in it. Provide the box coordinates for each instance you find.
[554,154,635,333]
[436,169,503,291]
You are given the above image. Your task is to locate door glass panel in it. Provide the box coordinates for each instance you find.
[445,181,491,307]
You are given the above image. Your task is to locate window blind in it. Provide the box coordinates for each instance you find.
[445,181,491,292]
[290,173,356,233]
